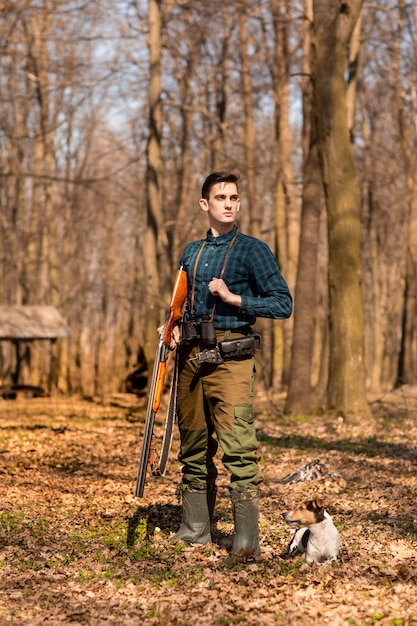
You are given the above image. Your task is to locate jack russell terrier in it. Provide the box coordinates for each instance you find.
[282,499,340,564]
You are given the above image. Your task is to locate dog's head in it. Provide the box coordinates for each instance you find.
[282,499,326,527]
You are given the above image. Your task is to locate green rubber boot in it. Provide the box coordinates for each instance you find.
[226,489,261,563]
[207,483,217,522]
[171,484,215,545]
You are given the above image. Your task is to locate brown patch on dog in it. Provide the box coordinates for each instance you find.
[282,499,326,526]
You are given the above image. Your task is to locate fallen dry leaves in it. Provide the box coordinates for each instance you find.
[1,387,417,625]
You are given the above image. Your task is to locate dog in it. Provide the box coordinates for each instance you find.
[282,499,340,564]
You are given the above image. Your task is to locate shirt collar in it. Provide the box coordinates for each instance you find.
[206,225,237,244]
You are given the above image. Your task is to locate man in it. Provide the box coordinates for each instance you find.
[170,171,292,561]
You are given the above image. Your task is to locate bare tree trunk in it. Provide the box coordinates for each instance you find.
[312,0,370,419]
[346,9,363,141]
[171,20,204,267]
[400,178,417,384]
[270,1,300,297]
[269,1,300,387]
[211,4,231,171]
[142,0,164,368]
[360,99,389,392]
[238,5,259,238]
[285,0,325,415]
[23,3,62,392]
[395,2,417,385]
[257,2,298,389]
[237,4,274,387]
[27,1,60,308]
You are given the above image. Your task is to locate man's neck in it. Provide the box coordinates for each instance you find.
[209,224,235,238]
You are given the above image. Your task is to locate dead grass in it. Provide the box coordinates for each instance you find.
[0,389,417,625]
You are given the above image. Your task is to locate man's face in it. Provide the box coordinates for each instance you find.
[199,182,240,230]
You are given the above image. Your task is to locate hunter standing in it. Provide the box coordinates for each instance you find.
[170,171,292,561]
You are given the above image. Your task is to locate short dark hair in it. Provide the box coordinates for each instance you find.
[201,171,240,200]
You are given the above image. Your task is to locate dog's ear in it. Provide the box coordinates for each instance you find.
[313,499,325,513]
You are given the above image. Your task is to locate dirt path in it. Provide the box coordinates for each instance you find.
[1,389,417,625]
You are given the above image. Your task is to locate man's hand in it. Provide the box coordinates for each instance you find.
[157,323,181,349]
[208,277,242,307]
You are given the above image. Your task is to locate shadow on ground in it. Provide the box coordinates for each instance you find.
[258,431,417,462]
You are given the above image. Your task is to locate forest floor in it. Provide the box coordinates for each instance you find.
[1,386,417,626]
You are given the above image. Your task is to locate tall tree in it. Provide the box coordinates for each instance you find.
[312,0,370,419]
[167,8,205,267]
[395,1,417,385]
[285,0,325,415]
[141,0,164,368]
[358,4,409,392]
[238,3,259,238]
[268,0,300,386]
[211,3,232,171]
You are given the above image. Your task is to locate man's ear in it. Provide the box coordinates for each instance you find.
[199,198,209,212]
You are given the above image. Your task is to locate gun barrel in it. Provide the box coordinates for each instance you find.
[135,266,188,497]
[135,411,156,498]
[135,339,165,498]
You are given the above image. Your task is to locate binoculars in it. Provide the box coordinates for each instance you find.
[181,314,217,346]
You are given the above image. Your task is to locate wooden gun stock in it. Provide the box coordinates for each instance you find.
[135,267,187,498]
[162,268,188,344]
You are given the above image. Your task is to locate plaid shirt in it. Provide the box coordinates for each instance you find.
[179,226,292,329]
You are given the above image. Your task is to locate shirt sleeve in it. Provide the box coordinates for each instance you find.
[239,241,292,320]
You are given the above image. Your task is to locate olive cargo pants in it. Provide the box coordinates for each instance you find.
[176,334,260,491]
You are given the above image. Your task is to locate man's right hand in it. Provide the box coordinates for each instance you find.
[157,324,181,350]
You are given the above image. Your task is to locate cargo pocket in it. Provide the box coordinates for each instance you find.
[233,404,257,454]
[234,404,254,423]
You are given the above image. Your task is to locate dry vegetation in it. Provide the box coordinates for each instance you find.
[1,388,417,625]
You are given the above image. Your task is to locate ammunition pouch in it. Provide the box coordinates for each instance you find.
[219,333,261,360]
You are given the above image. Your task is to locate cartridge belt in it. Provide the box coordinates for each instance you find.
[189,330,261,364]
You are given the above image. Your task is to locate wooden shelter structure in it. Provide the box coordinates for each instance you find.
[0,305,71,397]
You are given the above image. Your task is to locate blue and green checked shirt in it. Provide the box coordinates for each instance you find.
[179,226,292,330]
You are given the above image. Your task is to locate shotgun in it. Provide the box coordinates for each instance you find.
[135,267,188,498]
